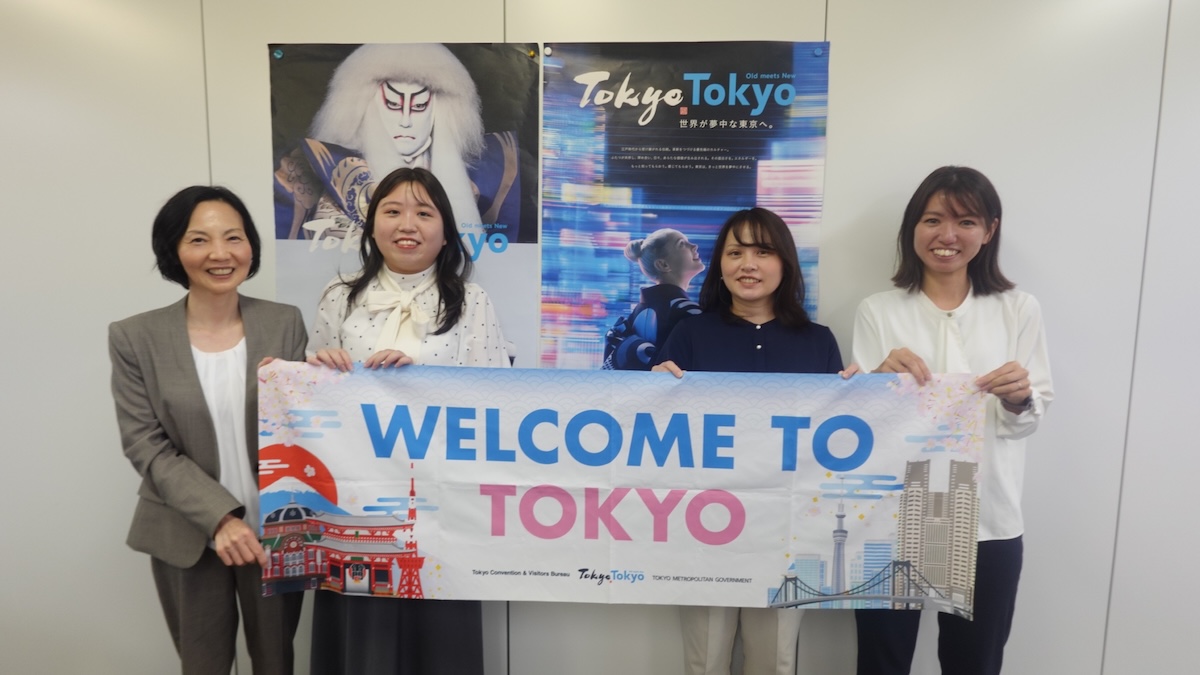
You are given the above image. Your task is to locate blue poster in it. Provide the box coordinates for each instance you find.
[540,42,830,369]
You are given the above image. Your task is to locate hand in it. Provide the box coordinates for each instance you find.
[976,361,1032,408]
[839,363,862,379]
[365,349,414,369]
[874,348,932,385]
[307,348,354,371]
[651,361,685,378]
[257,356,277,369]
[213,513,267,567]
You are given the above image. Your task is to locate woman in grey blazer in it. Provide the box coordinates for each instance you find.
[109,186,306,674]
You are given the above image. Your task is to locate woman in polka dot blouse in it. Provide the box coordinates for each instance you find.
[306,166,509,674]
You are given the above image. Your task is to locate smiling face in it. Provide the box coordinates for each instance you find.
[720,223,783,317]
[913,191,995,285]
[371,181,447,274]
[176,200,252,297]
[373,81,434,158]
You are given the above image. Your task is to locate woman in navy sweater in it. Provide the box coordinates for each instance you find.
[654,207,846,675]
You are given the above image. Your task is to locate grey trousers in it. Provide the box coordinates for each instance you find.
[151,548,303,675]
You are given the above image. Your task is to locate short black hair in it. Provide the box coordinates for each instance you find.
[341,167,471,335]
[892,166,1013,295]
[151,185,262,288]
[697,207,810,328]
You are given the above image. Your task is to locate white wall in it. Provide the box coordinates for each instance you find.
[0,0,1192,673]
[0,1,209,673]
[823,3,1170,674]
[1104,1,1200,673]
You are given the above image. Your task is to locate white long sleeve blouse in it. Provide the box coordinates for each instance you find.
[311,267,511,367]
[852,287,1053,541]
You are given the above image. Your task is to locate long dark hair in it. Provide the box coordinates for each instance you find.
[697,207,810,328]
[340,167,471,334]
[892,166,1014,295]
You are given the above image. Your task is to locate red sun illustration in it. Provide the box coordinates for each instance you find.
[259,443,338,505]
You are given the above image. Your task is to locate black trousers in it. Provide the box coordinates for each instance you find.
[310,591,485,675]
[855,537,1023,675]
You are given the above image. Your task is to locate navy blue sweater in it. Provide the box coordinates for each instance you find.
[656,312,844,374]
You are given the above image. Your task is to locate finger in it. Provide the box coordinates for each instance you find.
[216,546,234,566]
[876,362,900,374]
[980,367,1026,393]
[892,351,929,384]
[899,351,931,384]
[1006,378,1032,399]
[311,351,343,370]
[230,541,254,567]
[243,538,267,566]
[840,364,861,379]
[257,357,274,369]
[651,361,684,378]
[381,351,413,368]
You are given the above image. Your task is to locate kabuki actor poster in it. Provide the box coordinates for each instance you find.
[539,42,830,369]
[269,43,541,365]
[258,364,984,617]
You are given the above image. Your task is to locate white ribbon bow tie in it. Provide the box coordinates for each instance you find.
[365,273,437,359]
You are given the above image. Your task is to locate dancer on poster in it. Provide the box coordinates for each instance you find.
[602,227,704,370]
[273,43,524,247]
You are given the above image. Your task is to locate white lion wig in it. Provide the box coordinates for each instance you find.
[311,43,485,227]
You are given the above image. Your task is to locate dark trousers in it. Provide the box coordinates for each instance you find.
[151,547,303,675]
[310,591,485,675]
[855,537,1023,675]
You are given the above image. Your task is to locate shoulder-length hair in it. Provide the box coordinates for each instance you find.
[340,167,471,334]
[892,166,1014,295]
[697,207,810,328]
[151,185,261,288]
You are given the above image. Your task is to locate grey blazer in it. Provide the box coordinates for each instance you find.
[109,295,308,568]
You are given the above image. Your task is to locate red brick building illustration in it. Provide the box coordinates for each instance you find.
[262,477,425,598]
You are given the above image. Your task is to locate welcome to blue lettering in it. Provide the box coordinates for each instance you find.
[360,405,874,472]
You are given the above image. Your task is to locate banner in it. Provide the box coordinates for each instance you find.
[258,364,985,617]
[539,42,830,369]
[267,43,542,365]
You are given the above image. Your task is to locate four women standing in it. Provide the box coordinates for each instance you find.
[111,165,1049,674]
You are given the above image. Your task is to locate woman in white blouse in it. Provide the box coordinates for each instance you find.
[307,167,509,674]
[851,166,1053,675]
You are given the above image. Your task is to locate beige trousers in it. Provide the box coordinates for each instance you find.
[680,605,804,675]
